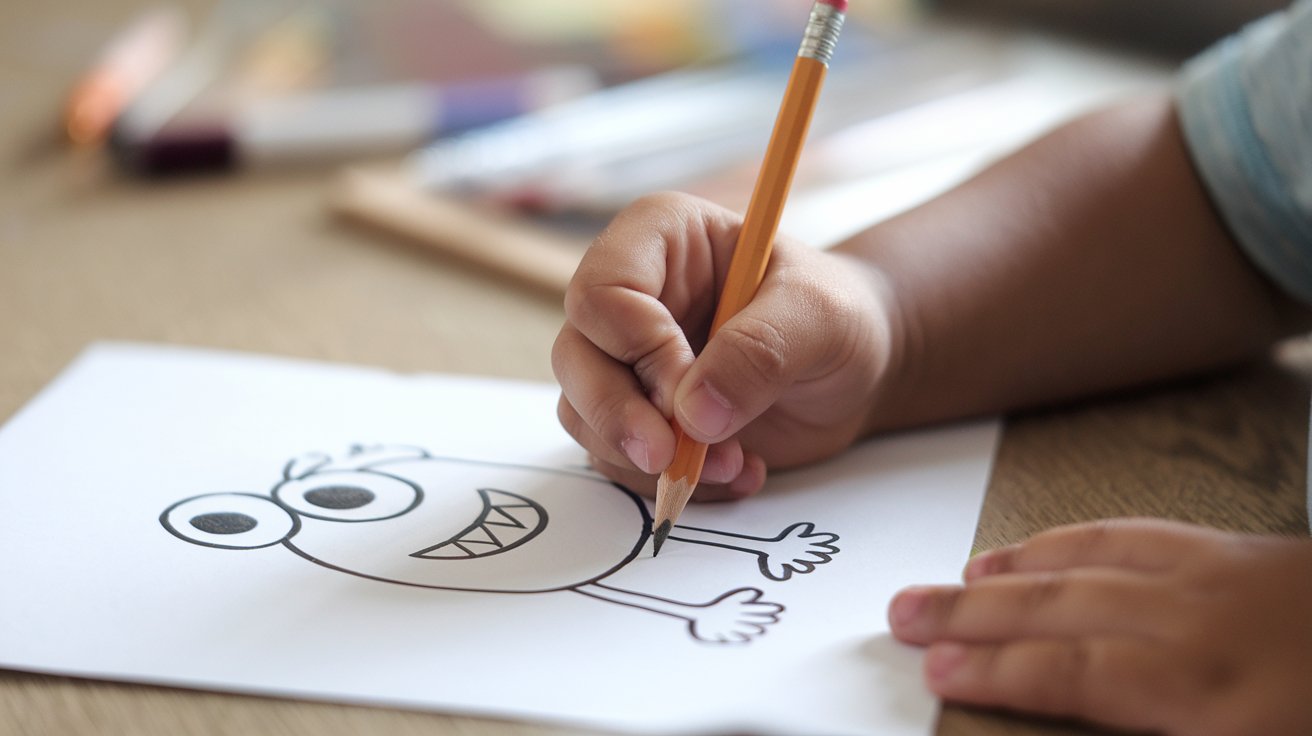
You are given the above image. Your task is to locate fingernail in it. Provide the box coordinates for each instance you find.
[890,587,928,629]
[926,642,968,684]
[681,381,734,438]
[621,437,650,474]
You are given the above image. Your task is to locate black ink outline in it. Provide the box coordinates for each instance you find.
[160,492,301,550]
[159,446,846,644]
[668,522,840,581]
[304,485,376,510]
[410,488,547,560]
[272,469,423,523]
[276,455,651,594]
[574,583,784,645]
[189,511,259,535]
[284,452,330,481]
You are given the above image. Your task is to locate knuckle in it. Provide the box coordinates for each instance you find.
[717,315,790,389]
[1048,640,1096,715]
[555,396,585,441]
[933,589,970,636]
[564,278,621,333]
[791,259,872,362]
[549,328,576,380]
[577,386,634,448]
[623,319,682,371]
[561,277,591,325]
[615,192,699,235]
[632,332,691,403]
[629,190,700,217]
[1077,519,1118,551]
[1020,572,1069,613]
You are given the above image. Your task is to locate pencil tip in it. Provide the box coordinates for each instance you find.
[651,519,672,557]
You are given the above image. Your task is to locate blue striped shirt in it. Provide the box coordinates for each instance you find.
[1177,0,1312,306]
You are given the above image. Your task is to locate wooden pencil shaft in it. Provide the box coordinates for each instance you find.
[711,56,827,335]
[653,4,841,543]
[660,56,828,492]
[666,424,708,483]
[652,474,696,538]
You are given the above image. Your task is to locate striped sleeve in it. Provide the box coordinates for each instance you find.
[1176,0,1312,306]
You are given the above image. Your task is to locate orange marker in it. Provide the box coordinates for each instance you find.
[651,0,847,556]
[64,7,187,147]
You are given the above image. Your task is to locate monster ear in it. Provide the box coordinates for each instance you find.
[160,493,299,550]
[336,444,429,470]
[284,452,330,480]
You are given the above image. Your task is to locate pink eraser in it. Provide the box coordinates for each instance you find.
[817,0,848,11]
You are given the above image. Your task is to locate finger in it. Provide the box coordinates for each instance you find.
[728,451,768,498]
[587,453,757,502]
[925,638,1175,733]
[564,193,740,413]
[557,395,645,474]
[557,393,739,489]
[698,440,744,487]
[965,518,1224,581]
[560,381,763,500]
[553,325,676,474]
[890,568,1178,645]
[672,247,873,444]
[586,454,655,496]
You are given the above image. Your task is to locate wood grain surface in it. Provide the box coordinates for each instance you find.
[2,2,1308,735]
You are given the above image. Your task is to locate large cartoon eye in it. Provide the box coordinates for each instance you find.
[273,470,420,522]
[160,493,299,549]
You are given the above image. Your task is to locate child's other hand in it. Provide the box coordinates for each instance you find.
[552,192,894,500]
[889,518,1312,735]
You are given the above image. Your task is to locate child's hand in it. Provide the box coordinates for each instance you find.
[552,192,894,499]
[889,518,1312,735]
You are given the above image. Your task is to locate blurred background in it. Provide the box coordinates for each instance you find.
[1,0,1289,253]
[0,0,1292,381]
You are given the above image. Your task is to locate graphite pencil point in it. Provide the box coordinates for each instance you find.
[652,519,672,557]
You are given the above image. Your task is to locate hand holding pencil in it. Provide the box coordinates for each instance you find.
[648,0,848,552]
[553,0,886,527]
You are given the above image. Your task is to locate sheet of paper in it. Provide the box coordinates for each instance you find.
[0,343,999,735]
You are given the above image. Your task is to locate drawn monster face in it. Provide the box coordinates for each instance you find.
[162,446,651,593]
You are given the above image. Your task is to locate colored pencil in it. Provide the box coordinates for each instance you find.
[651,0,847,556]
[64,7,187,146]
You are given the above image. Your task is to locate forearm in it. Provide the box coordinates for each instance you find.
[834,93,1311,432]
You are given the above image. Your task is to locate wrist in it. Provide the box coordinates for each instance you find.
[825,246,914,438]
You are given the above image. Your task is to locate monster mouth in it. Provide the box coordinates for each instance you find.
[410,488,547,560]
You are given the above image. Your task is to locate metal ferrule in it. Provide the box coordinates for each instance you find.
[797,3,845,66]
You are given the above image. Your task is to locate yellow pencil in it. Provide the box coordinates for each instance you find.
[652,0,848,555]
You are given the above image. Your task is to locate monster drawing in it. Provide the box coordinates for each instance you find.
[161,444,840,644]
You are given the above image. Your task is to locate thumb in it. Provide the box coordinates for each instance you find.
[671,253,847,443]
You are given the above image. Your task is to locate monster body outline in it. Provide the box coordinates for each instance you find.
[162,444,841,644]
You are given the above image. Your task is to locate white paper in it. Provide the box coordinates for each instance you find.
[0,343,999,735]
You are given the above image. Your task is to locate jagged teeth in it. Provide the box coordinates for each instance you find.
[413,498,542,559]
[485,504,528,529]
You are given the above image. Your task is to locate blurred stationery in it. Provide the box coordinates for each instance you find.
[0,341,999,735]
[64,2,1173,293]
[115,66,600,173]
[76,0,839,174]
[331,21,1172,293]
[63,6,188,146]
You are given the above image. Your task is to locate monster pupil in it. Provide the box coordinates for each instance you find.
[190,512,258,535]
[304,485,375,510]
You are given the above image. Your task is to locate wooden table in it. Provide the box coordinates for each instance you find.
[3,2,1308,734]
